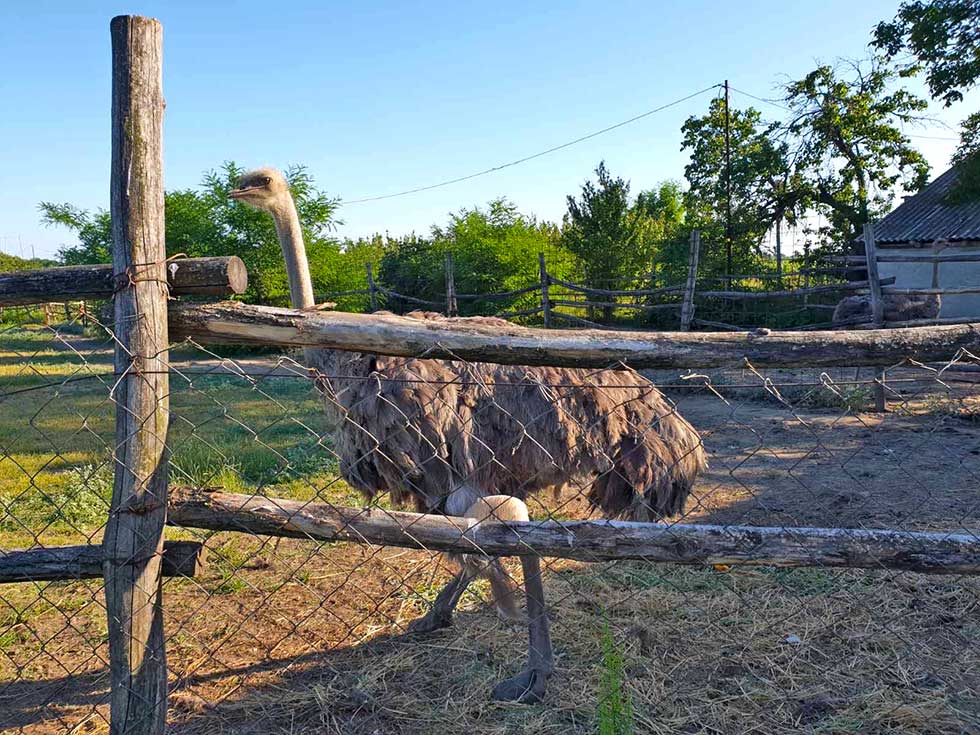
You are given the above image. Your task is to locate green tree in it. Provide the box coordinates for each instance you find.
[782,62,930,251]
[38,162,342,305]
[681,99,793,275]
[635,180,686,240]
[561,162,656,317]
[39,204,112,265]
[872,0,980,202]
[872,0,980,106]
[948,111,980,202]
[634,181,690,287]
[378,199,562,316]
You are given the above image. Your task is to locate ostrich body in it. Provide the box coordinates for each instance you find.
[833,243,945,327]
[230,168,706,703]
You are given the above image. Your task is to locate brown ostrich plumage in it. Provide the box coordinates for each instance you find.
[313,311,706,522]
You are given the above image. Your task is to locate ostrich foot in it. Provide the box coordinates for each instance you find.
[406,609,453,634]
[491,667,550,704]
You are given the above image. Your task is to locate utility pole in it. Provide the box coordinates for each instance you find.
[724,79,733,288]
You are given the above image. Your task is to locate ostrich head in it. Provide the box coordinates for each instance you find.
[228,167,292,213]
[228,166,316,314]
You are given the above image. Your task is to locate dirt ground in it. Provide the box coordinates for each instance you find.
[2,361,980,734]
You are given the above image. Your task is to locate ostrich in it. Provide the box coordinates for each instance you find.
[229,168,706,703]
[832,241,947,327]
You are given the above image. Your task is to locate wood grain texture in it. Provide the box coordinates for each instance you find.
[167,488,980,575]
[168,300,980,369]
[0,256,247,306]
[0,541,206,584]
[103,15,169,735]
[680,230,700,331]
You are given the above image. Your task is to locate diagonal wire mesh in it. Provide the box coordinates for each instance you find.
[1,305,979,734]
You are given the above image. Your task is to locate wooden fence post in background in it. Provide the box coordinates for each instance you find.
[445,253,458,316]
[365,262,378,312]
[104,15,170,735]
[802,241,811,310]
[680,230,701,331]
[538,252,551,328]
[863,222,888,412]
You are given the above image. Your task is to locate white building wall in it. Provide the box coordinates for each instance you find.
[877,243,980,319]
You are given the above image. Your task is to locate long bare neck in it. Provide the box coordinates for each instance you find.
[269,194,329,370]
[270,196,315,310]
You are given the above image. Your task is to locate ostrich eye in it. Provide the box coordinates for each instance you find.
[263,177,272,185]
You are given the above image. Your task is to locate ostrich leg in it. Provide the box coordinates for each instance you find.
[486,559,525,623]
[492,554,553,703]
[407,563,479,634]
[407,557,523,632]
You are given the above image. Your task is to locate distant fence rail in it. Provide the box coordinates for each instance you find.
[315,228,980,334]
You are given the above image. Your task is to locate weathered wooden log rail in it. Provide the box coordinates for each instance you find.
[831,253,980,264]
[0,256,247,306]
[550,298,680,312]
[166,488,980,575]
[0,541,206,584]
[883,286,980,296]
[697,278,894,300]
[548,274,687,298]
[167,300,980,368]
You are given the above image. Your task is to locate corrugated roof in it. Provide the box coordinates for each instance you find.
[868,166,980,245]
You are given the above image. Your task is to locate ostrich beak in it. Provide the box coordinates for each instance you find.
[228,188,250,200]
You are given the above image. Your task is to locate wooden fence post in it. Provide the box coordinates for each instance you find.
[802,241,811,310]
[104,15,170,735]
[538,252,551,328]
[445,252,457,316]
[680,230,701,331]
[863,222,888,412]
[365,262,378,312]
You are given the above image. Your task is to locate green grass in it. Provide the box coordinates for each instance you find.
[597,619,635,735]
[0,326,357,547]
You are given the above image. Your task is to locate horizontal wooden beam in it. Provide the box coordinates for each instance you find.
[166,488,980,575]
[0,540,207,584]
[548,274,686,297]
[0,256,248,307]
[698,278,894,300]
[883,286,980,296]
[831,253,980,264]
[691,318,744,331]
[550,299,679,312]
[167,301,980,368]
[879,316,980,329]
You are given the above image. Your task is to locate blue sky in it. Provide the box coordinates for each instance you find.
[1,0,976,260]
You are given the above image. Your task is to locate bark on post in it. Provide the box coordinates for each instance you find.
[680,230,701,331]
[538,252,551,328]
[104,15,169,735]
[802,241,811,310]
[864,223,887,412]
[445,253,458,316]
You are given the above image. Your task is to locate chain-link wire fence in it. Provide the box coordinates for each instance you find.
[2,304,979,735]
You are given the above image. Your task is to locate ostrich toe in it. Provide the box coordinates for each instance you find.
[491,667,550,703]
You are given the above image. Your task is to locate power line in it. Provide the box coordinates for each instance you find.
[342,84,722,205]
